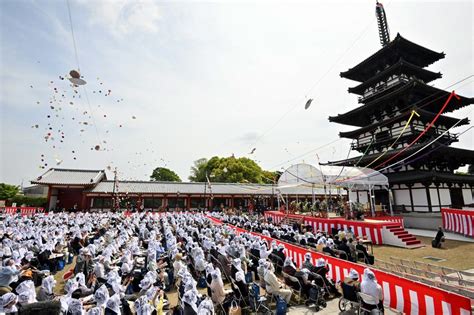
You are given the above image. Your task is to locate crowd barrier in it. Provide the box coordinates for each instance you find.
[442,208,474,238]
[264,211,404,245]
[1,207,43,216]
[208,216,471,315]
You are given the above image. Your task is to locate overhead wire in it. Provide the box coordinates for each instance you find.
[248,5,381,151]
[266,75,473,171]
[363,109,420,168]
[65,0,102,144]
[373,91,459,170]
[335,106,473,183]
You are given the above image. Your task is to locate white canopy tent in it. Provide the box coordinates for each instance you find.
[278,163,390,216]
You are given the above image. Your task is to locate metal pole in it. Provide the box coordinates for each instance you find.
[204,180,207,211]
[370,186,376,217]
[388,188,394,216]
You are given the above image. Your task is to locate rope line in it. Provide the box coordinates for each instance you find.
[364,109,420,168]
[373,91,459,170]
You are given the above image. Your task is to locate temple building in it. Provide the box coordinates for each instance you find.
[31,168,341,211]
[328,33,474,212]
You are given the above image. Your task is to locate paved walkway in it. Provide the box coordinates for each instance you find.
[288,300,399,314]
[406,228,474,243]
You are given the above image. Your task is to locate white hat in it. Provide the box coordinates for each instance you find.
[316,258,326,267]
[349,268,359,280]
[106,293,121,314]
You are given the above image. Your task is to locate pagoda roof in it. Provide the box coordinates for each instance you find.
[340,33,445,82]
[86,180,331,195]
[387,171,474,185]
[339,108,470,139]
[329,80,473,126]
[328,145,474,169]
[31,168,106,186]
[348,59,442,95]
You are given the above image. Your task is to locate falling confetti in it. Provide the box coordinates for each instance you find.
[249,148,256,154]
[304,98,313,110]
[94,145,100,151]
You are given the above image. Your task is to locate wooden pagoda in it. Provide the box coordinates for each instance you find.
[329,33,474,212]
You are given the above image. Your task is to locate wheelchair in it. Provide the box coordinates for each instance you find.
[338,282,360,313]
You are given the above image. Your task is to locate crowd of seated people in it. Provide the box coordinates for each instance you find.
[0,210,384,314]
[213,212,384,312]
[216,213,375,264]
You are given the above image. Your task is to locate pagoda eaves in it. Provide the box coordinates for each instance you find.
[339,108,470,140]
[340,33,445,82]
[329,80,473,127]
[347,59,442,96]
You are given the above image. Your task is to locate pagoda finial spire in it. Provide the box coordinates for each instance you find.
[376,1,390,47]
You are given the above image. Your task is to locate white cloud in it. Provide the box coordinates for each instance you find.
[79,0,161,36]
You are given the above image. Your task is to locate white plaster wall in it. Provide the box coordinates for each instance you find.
[393,189,411,210]
[412,189,429,212]
[430,188,440,212]
[439,188,451,207]
[462,188,473,205]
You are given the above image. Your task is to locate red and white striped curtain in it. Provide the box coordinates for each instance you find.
[209,215,471,315]
[442,208,474,238]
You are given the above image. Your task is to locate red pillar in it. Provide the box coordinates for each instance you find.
[163,194,168,211]
[231,195,235,209]
[137,194,142,212]
[187,195,191,210]
[46,186,52,211]
[80,193,87,211]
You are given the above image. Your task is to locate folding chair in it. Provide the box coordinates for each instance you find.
[424,271,440,281]
[310,272,331,297]
[459,270,474,280]
[441,275,461,285]
[409,267,426,278]
[250,283,271,314]
[413,260,429,271]
[400,258,414,268]
[358,292,383,315]
[426,263,443,275]
[459,279,474,288]
[269,253,284,275]
[441,267,461,279]
[284,273,303,304]
[418,277,438,287]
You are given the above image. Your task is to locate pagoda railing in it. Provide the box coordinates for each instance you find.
[358,75,410,103]
[351,130,458,152]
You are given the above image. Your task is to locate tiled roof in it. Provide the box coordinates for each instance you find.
[88,181,339,196]
[31,168,106,186]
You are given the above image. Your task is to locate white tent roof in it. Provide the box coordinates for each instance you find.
[278,163,388,190]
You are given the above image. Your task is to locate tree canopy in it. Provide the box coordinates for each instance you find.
[150,167,182,182]
[0,183,20,200]
[189,156,279,184]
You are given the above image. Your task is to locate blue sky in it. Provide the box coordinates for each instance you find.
[1,0,472,185]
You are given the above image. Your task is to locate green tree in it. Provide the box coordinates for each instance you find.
[150,167,182,182]
[189,156,278,184]
[0,183,20,200]
[188,158,209,182]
